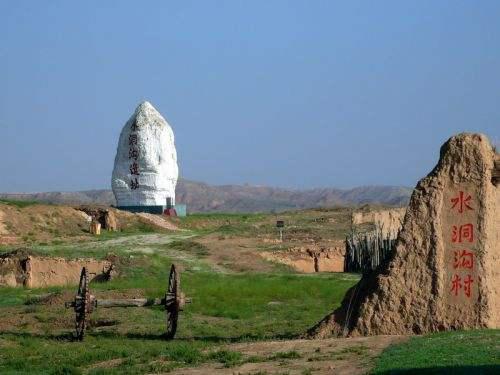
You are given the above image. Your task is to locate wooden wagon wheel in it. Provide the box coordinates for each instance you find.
[66,264,190,341]
[74,267,90,341]
[164,264,179,339]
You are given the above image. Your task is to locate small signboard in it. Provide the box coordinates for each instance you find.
[276,220,285,228]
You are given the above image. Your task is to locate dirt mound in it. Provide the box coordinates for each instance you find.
[136,213,179,231]
[308,133,499,338]
[0,203,93,244]
[0,249,113,288]
[262,245,344,273]
[0,202,178,245]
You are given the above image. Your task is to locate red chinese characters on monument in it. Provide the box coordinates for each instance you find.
[450,274,474,297]
[129,121,140,190]
[451,224,474,243]
[448,191,475,298]
[450,191,473,213]
[453,249,474,270]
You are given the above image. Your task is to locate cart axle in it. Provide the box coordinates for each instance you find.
[65,264,188,341]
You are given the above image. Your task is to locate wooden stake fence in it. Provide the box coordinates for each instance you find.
[344,226,398,274]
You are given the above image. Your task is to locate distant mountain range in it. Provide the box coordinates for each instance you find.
[0,179,412,212]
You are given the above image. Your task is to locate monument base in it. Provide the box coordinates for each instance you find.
[117,205,165,215]
[116,204,187,217]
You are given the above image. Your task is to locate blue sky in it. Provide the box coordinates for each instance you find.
[1,1,499,192]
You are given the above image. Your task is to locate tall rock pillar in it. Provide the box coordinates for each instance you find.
[308,133,499,337]
[111,101,178,211]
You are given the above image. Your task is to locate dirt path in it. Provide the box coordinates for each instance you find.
[86,232,228,272]
[199,235,279,273]
[101,233,195,247]
[170,335,407,375]
[41,232,197,250]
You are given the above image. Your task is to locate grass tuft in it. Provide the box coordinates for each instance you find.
[206,349,243,367]
[269,351,302,360]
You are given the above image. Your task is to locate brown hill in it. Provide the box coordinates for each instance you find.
[0,180,411,213]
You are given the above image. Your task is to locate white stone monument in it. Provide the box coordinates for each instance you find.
[111,101,178,212]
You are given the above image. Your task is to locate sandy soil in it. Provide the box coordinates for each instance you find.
[0,208,19,244]
[0,210,8,236]
[170,335,406,375]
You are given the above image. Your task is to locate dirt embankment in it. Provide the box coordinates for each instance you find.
[0,250,113,288]
[0,203,93,245]
[261,245,345,273]
[352,207,406,235]
[25,256,113,288]
[0,202,178,245]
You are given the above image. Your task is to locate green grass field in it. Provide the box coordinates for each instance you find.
[372,329,500,374]
[0,211,499,374]
[0,269,358,374]
[0,227,360,373]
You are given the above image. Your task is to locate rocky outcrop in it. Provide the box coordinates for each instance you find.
[111,101,178,207]
[77,206,118,231]
[308,133,499,337]
[0,250,27,287]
